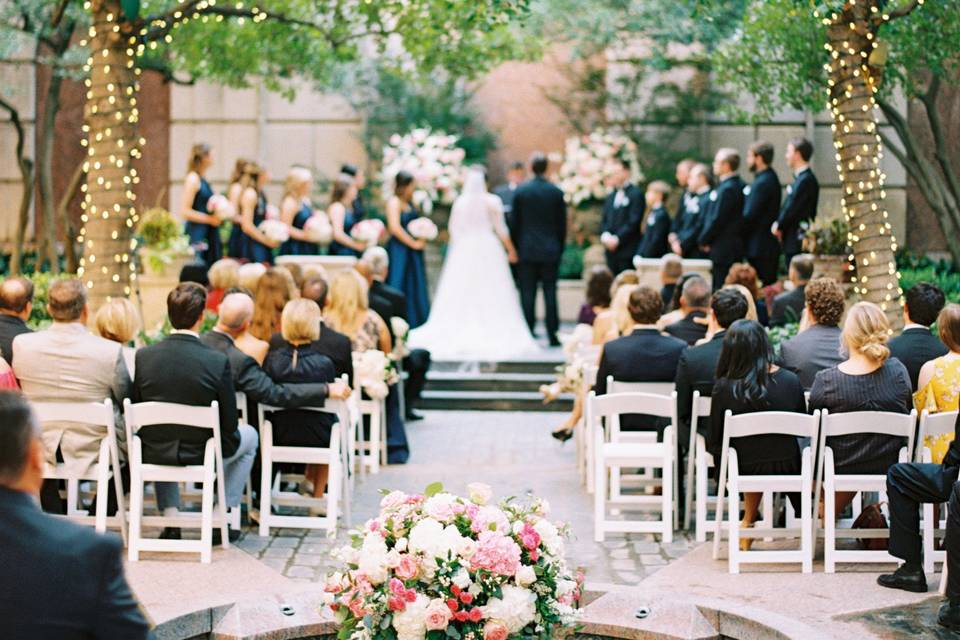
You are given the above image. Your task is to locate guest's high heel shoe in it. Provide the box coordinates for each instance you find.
[551,428,574,443]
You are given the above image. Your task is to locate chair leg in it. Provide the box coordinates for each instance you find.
[201,461,215,564]
[695,452,707,543]
[923,503,935,575]
[128,468,143,562]
[109,440,127,547]
[259,451,273,538]
[594,456,606,543]
[327,459,340,535]
[824,478,836,574]
[662,455,673,544]
[728,486,740,574]
[380,403,388,467]
[95,465,109,534]
[761,491,774,542]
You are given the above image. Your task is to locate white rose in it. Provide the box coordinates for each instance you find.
[481,585,537,633]
[452,568,472,590]
[515,565,537,587]
[423,493,457,522]
[357,532,389,585]
[533,519,562,556]
[467,482,493,505]
[456,537,477,560]
[395,537,409,552]
[409,518,443,556]
[392,594,429,640]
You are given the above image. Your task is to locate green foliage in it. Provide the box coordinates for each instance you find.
[559,241,588,280]
[139,310,217,345]
[802,217,850,257]
[137,207,181,248]
[898,252,960,303]
[767,322,799,353]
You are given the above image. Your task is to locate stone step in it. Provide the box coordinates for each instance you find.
[424,371,557,393]
[418,390,574,412]
[429,360,563,375]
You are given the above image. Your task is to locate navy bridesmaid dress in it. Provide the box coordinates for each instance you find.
[279,201,318,256]
[185,177,222,266]
[227,185,245,259]
[329,201,364,257]
[386,203,430,328]
[241,192,274,265]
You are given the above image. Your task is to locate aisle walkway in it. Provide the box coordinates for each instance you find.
[235,410,692,584]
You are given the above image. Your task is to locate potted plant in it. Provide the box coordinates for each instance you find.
[802,217,854,284]
[136,207,194,278]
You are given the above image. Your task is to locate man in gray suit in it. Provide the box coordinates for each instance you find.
[778,277,846,390]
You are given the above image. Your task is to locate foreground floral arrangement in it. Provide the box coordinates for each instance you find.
[323,483,582,640]
[382,128,466,206]
[557,130,644,208]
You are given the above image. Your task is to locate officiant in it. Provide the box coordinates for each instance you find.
[600,159,645,274]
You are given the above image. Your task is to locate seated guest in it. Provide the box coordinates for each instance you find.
[133,282,258,541]
[578,265,614,326]
[289,277,355,385]
[725,263,769,326]
[635,180,672,259]
[890,282,948,391]
[355,261,396,342]
[0,276,33,365]
[95,297,140,376]
[770,253,814,327]
[13,279,131,512]
[593,270,639,340]
[594,282,639,344]
[708,319,805,549]
[779,277,845,390]
[664,275,711,345]
[250,267,294,351]
[659,254,683,312]
[237,261,267,293]
[0,392,150,639]
[206,258,240,312]
[0,358,17,390]
[263,300,348,506]
[915,304,960,419]
[658,272,698,328]
[809,301,912,517]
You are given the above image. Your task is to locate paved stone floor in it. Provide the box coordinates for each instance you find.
[234,409,692,585]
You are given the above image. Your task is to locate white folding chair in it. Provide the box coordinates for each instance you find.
[685,392,715,541]
[124,400,228,563]
[713,410,820,574]
[581,364,600,492]
[33,399,126,543]
[257,399,351,536]
[591,391,677,543]
[915,410,957,573]
[815,409,916,573]
[355,392,387,474]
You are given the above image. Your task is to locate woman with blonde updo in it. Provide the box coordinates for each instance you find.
[809,302,912,512]
[95,298,141,375]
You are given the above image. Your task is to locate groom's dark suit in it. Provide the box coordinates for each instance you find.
[510,175,568,342]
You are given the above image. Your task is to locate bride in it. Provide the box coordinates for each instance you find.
[407,166,540,360]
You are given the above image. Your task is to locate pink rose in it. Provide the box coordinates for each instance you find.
[424,599,452,631]
[519,523,541,552]
[483,621,509,640]
[380,491,407,510]
[395,554,419,581]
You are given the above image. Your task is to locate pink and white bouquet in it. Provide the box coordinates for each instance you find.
[391,317,411,358]
[407,217,439,242]
[353,349,399,400]
[207,194,236,221]
[541,325,596,401]
[265,203,280,220]
[558,130,644,207]
[258,219,289,244]
[351,218,386,248]
[304,213,334,244]
[323,483,581,640]
[382,128,466,206]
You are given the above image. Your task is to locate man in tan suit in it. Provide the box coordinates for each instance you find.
[12,279,131,512]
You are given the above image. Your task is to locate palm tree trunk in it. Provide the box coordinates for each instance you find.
[0,97,34,275]
[37,72,64,274]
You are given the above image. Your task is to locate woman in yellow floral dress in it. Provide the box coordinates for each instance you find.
[914,304,960,462]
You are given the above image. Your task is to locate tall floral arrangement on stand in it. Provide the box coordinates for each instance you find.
[557,130,644,208]
[382,129,467,210]
[323,483,582,640]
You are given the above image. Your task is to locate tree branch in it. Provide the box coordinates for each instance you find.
[888,0,923,20]
[918,75,960,213]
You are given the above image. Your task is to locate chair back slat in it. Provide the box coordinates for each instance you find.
[821,410,916,439]
[123,400,219,434]
[32,399,113,427]
[724,410,821,440]
[235,391,248,425]
[607,378,675,398]
[917,410,957,458]
[590,391,677,421]
[692,392,712,428]
[583,365,599,387]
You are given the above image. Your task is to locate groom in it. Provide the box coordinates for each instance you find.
[510,152,568,347]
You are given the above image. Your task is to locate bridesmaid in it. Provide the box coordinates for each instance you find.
[226,158,250,259]
[385,170,430,328]
[178,143,222,266]
[279,167,318,256]
[238,162,280,265]
[329,172,366,256]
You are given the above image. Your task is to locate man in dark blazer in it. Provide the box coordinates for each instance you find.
[133,283,257,539]
[635,181,672,259]
[0,276,33,365]
[889,283,948,390]
[779,277,845,390]
[772,137,819,265]
[670,162,710,259]
[742,141,782,286]
[770,253,813,326]
[600,158,645,273]
[664,276,712,346]
[511,152,568,346]
[698,148,746,289]
[0,391,151,639]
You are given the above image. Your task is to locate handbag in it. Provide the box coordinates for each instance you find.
[852,502,888,551]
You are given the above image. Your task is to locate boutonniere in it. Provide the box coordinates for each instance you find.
[787,185,794,195]
[709,191,718,202]
[743,185,751,196]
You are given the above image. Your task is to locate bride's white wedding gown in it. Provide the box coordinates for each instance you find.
[407,173,540,361]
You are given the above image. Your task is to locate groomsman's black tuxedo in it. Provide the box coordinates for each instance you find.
[133,333,239,467]
[511,175,568,342]
[636,204,671,259]
[0,486,151,639]
[698,175,746,289]
[777,167,820,262]
[369,279,431,413]
[742,167,782,286]
[671,188,708,258]
[601,183,645,273]
[889,326,949,391]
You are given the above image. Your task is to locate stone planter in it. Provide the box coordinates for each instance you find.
[139,248,193,279]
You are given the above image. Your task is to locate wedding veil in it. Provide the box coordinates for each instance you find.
[448,165,506,238]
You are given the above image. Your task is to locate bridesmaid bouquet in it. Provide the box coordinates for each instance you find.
[258,219,290,245]
[558,130,644,207]
[351,218,386,248]
[265,203,280,220]
[207,194,236,221]
[407,217,439,242]
[353,349,399,400]
[303,213,334,244]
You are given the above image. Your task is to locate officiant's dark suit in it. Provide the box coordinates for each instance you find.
[511,156,568,345]
[601,183,644,273]
[698,174,746,289]
[777,167,819,263]
[671,189,709,259]
[743,167,782,286]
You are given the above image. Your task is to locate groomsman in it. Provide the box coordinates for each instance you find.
[494,161,526,221]
[698,149,746,288]
[600,158,645,274]
[668,159,696,256]
[671,163,711,258]
[635,181,672,259]
[772,137,819,265]
[742,141,782,286]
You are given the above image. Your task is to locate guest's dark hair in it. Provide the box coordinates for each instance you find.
[167,282,207,330]
[804,277,845,327]
[509,161,524,172]
[0,277,34,313]
[749,140,774,166]
[790,253,815,282]
[301,276,329,309]
[711,288,749,329]
[905,282,946,327]
[716,319,775,406]
[530,152,548,176]
[48,279,87,322]
[585,266,614,309]
[628,286,663,325]
[0,391,38,485]
[789,136,814,162]
[340,163,358,177]
[331,174,355,206]
[394,170,415,197]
